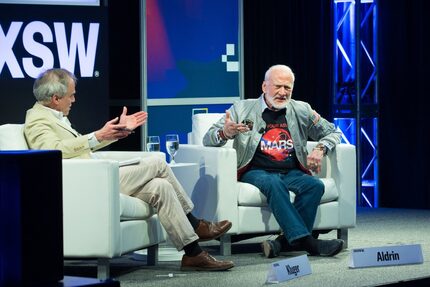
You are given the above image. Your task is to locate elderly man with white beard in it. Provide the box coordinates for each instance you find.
[203,64,344,258]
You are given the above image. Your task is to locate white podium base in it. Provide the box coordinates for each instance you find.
[133,246,184,262]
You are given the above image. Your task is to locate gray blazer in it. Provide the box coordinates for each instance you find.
[203,95,341,173]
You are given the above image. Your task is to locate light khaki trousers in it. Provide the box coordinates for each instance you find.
[119,156,199,250]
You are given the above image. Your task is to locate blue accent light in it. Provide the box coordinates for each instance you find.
[334,118,356,145]
[333,0,378,207]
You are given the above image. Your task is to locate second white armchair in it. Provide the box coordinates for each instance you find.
[175,113,357,255]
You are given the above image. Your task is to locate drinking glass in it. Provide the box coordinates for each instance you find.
[165,134,179,164]
[146,136,160,152]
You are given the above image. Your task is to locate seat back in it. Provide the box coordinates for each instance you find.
[0,124,29,150]
[188,113,233,147]
[189,113,223,145]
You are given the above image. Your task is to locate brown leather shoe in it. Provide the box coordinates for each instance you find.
[181,251,234,271]
[195,219,232,241]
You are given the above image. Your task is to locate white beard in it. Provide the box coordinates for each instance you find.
[266,95,289,110]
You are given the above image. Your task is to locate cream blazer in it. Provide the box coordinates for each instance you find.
[24,102,114,159]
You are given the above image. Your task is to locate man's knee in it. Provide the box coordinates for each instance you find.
[154,156,167,167]
[141,155,166,168]
[312,178,325,197]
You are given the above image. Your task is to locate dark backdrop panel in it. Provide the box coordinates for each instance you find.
[107,1,140,102]
[243,0,333,119]
[0,4,109,135]
[378,0,430,208]
[107,1,141,150]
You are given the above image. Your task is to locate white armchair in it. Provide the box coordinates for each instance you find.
[175,113,357,255]
[0,124,166,279]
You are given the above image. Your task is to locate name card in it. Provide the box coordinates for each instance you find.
[349,244,423,268]
[266,254,312,284]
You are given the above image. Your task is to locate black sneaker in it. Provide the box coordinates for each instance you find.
[310,239,344,257]
[260,240,281,258]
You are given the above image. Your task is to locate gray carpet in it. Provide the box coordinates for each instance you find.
[64,207,430,286]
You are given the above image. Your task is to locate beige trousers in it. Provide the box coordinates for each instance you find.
[119,156,199,250]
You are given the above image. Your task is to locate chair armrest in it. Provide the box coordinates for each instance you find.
[93,151,166,161]
[175,144,239,234]
[62,159,122,257]
[324,143,357,227]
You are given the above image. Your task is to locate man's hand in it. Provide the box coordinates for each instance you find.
[307,148,324,174]
[95,117,133,141]
[223,110,249,138]
[119,106,147,131]
[95,107,147,141]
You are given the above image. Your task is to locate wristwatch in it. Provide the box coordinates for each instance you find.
[314,143,328,156]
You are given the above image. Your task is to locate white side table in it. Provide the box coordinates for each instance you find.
[133,162,199,262]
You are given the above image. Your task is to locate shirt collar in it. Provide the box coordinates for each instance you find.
[39,103,70,125]
[260,94,269,113]
[39,104,63,119]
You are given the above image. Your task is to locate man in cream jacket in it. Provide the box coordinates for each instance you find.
[24,68,234,271]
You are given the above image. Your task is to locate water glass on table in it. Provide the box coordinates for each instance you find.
[165,134,179,164]
[146,136,160,152]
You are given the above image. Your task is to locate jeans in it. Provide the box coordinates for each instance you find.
[241,168,324,244]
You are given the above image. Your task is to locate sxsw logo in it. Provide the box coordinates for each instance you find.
[0,21,99,78]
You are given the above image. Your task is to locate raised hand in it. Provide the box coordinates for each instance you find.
[119,106,148,131]
[95,117,131,141]
[223,110,249,138]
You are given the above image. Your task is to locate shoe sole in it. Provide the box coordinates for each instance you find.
[180,263,235,271]
[261,241,277,258]
[198,222,233,242]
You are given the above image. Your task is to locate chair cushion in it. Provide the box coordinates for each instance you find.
[0,124,28,150]
[120,194,155,220]
[237,178,339,207]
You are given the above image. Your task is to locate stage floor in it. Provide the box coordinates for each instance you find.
[64,207,430,287]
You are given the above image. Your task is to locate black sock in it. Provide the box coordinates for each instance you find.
[186,213,200,230]
[275,234,289,250]
[183,240,203,257]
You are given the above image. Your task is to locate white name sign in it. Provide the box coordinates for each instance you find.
[266,254,312,284]
[349,244,423,268]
